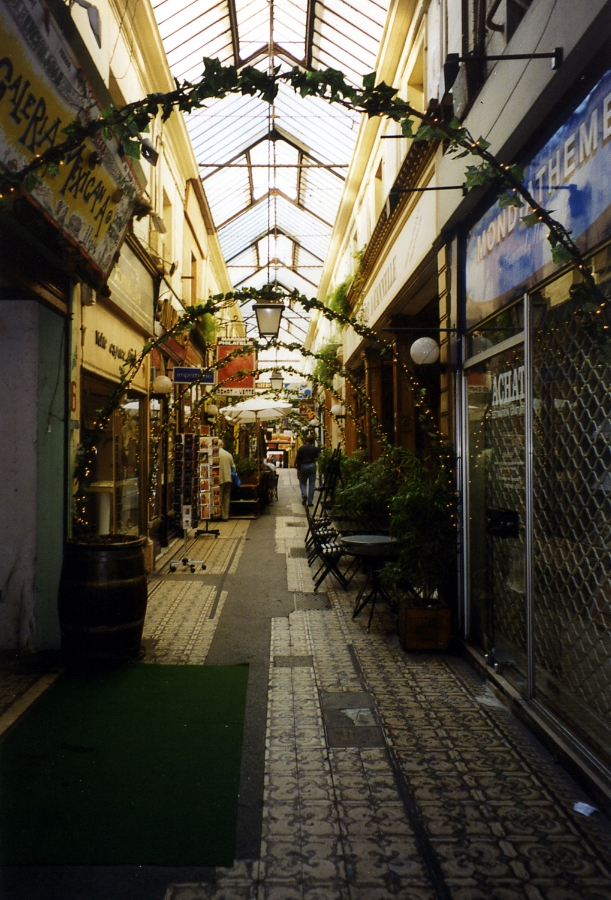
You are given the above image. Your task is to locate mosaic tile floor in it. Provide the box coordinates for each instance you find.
[2,469,610,900]
[162,471,611,900]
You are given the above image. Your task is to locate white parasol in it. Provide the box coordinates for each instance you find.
[220,397,292,472]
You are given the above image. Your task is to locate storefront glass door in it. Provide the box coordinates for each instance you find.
[467,340,527,695]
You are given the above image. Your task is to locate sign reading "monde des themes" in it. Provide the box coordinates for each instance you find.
[465,68,611,328]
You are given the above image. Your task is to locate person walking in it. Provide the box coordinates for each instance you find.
[295,434,320,507]
[218,443,235,521]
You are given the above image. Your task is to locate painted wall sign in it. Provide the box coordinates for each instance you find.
[466,67,611,327]
[345,185,437,363]
[82,302,147,389]
[107,244,154,332]
[216,344,256,395]
[0,0,140,277]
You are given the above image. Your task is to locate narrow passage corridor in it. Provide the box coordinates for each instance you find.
[1,470,611,900]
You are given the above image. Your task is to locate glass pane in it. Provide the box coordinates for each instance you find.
[114,397,141,536]
[467,301,524,359]
[468,341,527,694]
[532,258,611,765]
[149,398,163,522]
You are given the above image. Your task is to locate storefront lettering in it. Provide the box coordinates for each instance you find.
[361,256,396,325]
[94,330,135,362]
[473,84,611,265]
[491,366,525,407]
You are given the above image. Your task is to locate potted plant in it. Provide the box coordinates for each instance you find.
[380,452,457,651]
[234,456,258,484]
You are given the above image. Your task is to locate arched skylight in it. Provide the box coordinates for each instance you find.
[152,0,391,338]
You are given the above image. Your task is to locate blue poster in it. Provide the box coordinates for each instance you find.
[465,68,611,328]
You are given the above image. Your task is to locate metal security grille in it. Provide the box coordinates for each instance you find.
[467,343,527,694]
[533,286,611,759]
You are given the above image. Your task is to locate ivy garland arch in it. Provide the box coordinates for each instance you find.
[1,57,606,311]
[15,57,600,530]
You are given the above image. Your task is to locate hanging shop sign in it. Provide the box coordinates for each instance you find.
[466,67,611,327]
[216,344,256,395]
[0,0,140,277]
[173,367,215,384]
[82,302,147,390]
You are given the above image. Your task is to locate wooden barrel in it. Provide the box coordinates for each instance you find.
[58,537,148,663]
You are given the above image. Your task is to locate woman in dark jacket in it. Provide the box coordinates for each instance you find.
[295,435,320,506]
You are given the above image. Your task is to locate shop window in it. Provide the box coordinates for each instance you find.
[467,301,523,359]
[531,251,611,765]
[81,374,143,536]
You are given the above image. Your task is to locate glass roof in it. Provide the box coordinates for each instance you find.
[152,0,391,341]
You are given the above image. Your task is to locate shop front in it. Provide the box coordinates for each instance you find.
[80,300,149,537]
[462,64,611,781]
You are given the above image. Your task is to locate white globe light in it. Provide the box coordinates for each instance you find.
[330,403,344,417]
[206,403,219,418]
[410,337,440,365]
[152,374,173,394]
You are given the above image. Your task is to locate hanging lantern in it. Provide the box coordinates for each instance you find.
[270,369,283,391]
[253,301,284,339]
[410,337,440,365]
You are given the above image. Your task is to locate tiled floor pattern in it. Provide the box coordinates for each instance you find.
[142,581,225,664]
[158,520,251,576]
[165,570,611,899]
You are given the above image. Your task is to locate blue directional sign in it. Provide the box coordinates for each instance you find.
[173,367,215,384]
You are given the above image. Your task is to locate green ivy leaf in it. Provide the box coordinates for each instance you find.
[475,137,491,150]
[23,172,42,192]
[497,192,523,208]
[509,163,525,182]
[121,139,141,159]
[362,72,376,90]
[550,243,574,264]
[521,212,541,228]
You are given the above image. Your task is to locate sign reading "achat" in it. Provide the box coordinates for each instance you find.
[0,0,140,277]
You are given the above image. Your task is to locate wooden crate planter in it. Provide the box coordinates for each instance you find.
[399,606,451,651]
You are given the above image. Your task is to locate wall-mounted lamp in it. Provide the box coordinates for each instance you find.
[270,369,283,391]
[410,337,440,365]
[444,47,562,92]
[152,374,173,394]
[205,402,219,423]
[253,301,284,340]
[330,403,346,419]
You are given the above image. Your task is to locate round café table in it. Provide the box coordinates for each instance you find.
[340,534,398,631]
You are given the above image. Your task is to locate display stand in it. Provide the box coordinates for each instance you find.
[196,520,220,538]
[197,435,222,536]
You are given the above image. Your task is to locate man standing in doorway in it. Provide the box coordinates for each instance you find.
[219,442,235,521]
[295,434,320,507]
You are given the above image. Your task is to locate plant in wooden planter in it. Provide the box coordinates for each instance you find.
[379,452,458,651]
